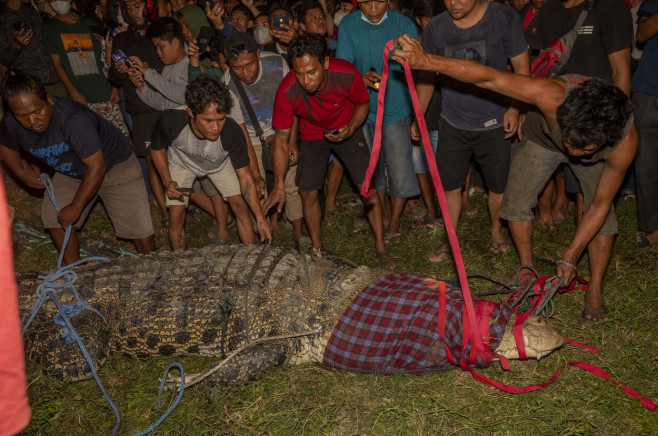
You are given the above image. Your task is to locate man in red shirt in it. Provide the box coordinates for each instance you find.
[264,33,395,268]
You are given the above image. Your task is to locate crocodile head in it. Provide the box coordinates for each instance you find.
[495,315,564,360]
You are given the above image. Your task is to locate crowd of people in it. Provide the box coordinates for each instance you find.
[1,0,656,320]
[1,0,657,431]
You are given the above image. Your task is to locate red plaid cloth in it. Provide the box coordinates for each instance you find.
[323,273,513,374]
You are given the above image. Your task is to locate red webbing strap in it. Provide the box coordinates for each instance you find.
[360,42,392,198]
[563,336,599,354]
[567,362,657,411]
[469,361,657,409]
[360,39,486,364]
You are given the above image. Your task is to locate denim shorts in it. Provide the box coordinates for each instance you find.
[362,115,420,198]
[412,130,438,174]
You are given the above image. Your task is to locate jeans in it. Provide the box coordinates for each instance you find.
[363,116,420,198]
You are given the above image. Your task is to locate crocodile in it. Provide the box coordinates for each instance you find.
[18,244,564,387]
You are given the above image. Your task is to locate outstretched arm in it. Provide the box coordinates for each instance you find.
[391,34,565,121]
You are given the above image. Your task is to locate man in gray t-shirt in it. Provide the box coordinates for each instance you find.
[150,76,272,250]
[415,0,529,263]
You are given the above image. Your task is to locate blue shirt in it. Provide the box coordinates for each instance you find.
[336,9,418,125]
[632,0,658,97]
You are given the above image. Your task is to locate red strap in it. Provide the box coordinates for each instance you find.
[360,40,486,362]
[568,362,657,411]
[563,336,599,354]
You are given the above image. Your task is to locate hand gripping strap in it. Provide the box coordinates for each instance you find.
[360,39,487,364]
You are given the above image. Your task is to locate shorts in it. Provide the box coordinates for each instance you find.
[41,153,155,239]
[413,130,438,174]
[436,118,511,193]
[131,112,161,157]
[166,161,241,207]
[362,116,420,198]
[296,129,370,192]
[500,137,617,235]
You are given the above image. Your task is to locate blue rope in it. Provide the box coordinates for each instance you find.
[130,363,185,436]
[22,174,185,435]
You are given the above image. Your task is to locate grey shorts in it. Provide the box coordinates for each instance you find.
[500,138,617,235]
[41,153,155,239]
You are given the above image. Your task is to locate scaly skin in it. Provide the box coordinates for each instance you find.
[19,244,564,386]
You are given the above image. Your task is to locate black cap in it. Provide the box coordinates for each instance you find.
[223,31,260,60]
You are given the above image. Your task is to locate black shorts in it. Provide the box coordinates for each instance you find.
[296,129,370,192]
[131,112,161,157]
[436,118,511,193]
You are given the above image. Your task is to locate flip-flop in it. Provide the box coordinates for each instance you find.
[412,214,442,229]
[210,235,228,245]
[376,251,398,270]
[429,249,452,264]
[580,301,608,324]
[384,232,402,244]
[461,204,478,218]
[629,235,652,247]
[352,217,369,233]
[491,239,510,254]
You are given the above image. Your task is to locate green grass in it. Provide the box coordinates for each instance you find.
[6,172,657,435]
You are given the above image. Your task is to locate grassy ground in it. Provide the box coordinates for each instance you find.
[6,170,657,435]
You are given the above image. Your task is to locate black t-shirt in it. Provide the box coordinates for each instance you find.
[529,0,632,81]
[0,97,131,179]
[151,110,250,176]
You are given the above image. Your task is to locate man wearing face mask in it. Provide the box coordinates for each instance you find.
[336,0,420,244]
[42,0,130,136]
[252,13,273,47]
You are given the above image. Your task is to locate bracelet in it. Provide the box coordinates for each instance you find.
[556,259,577,271]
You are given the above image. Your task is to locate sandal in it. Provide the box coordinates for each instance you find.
[429,249,452,264]
[188,206,202,222]
[461,204,478,218]
[491,239,510,254]
[376,251,398,270]
[384,232,402,244]
[353,217,369,233]
[412,214,442,229]
[210,235,228,245]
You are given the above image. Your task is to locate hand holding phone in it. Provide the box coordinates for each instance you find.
[111,50,132,69]
[273,14,290,31]
[323,129,340,135]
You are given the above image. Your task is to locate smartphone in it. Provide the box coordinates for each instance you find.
[196,26,215,54]
[111,50,132,69]
[273,14,289,30]
[324,129,340,135]
[14,20,30,32]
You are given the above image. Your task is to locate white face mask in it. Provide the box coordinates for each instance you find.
[50,0,72,15]
[253,26,271,45]
[334,9,347,26]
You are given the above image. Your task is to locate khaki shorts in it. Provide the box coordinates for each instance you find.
[250,134,302,221]
[41,153,155,239]
[166,160,241,207]
[500,138,617,235]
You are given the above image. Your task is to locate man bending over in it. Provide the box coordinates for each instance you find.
[392,35,637,322]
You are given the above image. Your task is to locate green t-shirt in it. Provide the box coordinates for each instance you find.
[42,16,111,103]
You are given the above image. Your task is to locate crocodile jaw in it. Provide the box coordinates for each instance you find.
[494,315,565,360]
